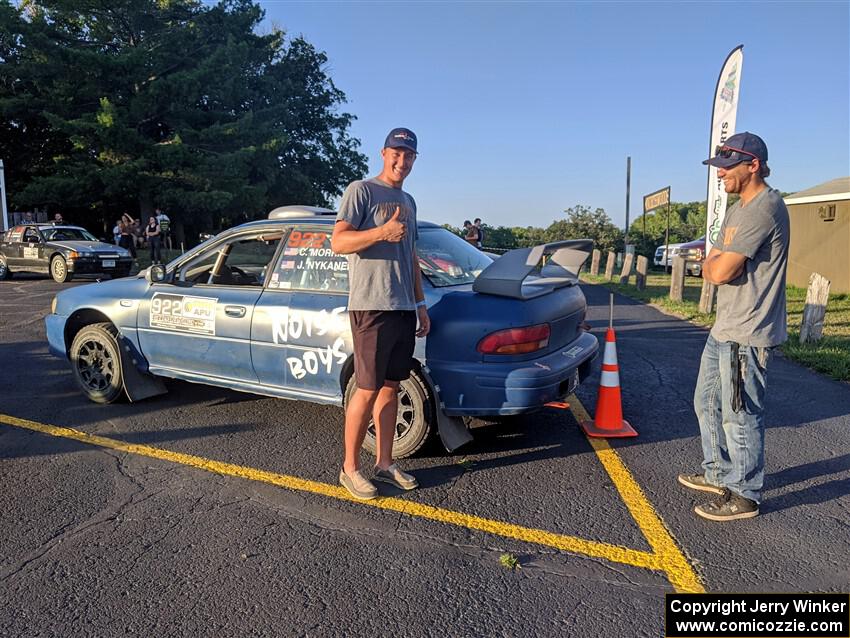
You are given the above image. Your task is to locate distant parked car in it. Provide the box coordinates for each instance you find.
[676,237,706,277]
[653,238,705,276]
[0,224,133,283]
[653,242,685,269]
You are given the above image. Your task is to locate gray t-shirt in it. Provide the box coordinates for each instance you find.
[336,177,418,311]
[711,187,790,347]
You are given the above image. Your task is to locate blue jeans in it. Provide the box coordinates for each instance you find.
[694,334,772,503]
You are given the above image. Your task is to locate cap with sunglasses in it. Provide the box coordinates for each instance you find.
[703,131,768,169]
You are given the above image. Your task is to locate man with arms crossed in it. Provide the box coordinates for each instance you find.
[331,127,430,500]
[678,132,789,521]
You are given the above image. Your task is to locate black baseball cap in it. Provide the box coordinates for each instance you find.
[703,132,768,168]
[384,127,418,153]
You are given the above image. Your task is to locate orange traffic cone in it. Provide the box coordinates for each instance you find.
[581,327,638,438]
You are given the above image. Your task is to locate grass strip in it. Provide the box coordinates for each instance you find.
[582,271,850,382]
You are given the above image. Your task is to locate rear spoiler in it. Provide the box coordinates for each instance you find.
[472,239,594,300]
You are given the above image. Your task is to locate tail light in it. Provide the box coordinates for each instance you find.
[477,323,550,355]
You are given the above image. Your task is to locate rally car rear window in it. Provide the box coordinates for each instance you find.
[270,228,348,293]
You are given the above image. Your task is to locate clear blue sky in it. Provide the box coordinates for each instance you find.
[259,1,849,230]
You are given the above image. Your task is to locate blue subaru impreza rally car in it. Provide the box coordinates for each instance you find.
[45,206,598,457]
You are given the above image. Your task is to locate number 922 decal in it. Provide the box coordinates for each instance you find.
[150,293,218,335]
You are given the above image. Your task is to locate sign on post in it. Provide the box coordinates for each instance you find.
[643,187,670,214]
[644,186,672,275]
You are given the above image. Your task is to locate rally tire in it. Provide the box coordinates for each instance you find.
[70,323,125,404]
[344,368,435,459]
[51,255,73,283]
[0,255,11,280]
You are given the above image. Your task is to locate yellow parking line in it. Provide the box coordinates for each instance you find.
[566,397,705,593]
[1,413,661,572]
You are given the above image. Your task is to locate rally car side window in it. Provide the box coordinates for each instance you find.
[268,227,348,293]
[178,231,283,287]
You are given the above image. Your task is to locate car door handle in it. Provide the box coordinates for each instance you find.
[224,305,246,318]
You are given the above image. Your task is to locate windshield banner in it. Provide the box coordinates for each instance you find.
[705,45,743,253]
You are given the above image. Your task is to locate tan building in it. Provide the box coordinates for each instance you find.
[785,177,850,294]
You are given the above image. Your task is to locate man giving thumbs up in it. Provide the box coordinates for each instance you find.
[331,127,429,500]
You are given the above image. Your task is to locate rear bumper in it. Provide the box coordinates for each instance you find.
[427,331,599,416]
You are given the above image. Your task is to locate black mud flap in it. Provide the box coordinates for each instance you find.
[420,366,473,453]
[118,337,167,402]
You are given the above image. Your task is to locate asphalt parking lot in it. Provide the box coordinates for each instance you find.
[1,274,849,637]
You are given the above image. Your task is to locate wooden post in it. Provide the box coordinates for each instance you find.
[669,256,686,302]
[590,249,601,276]
[635,255,648,290]
[800,272,831,343]
[604,252,615,279]
[618,253,634,285]
[698,280,715,314]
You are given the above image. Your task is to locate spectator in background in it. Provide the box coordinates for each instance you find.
[146,215,162,263]
[112,219,122,245]
[155,207,172,250]
[121,213,142,249]
[463,219,479,246]
[118,217,137,259]
[474,217,484,249]
[53,213,64,225]
[21,212,34,224]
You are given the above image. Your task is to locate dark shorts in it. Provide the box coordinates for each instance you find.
[349,310,416,390]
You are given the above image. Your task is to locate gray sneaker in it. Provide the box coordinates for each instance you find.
[339,469,378,500]
[695,489,759,521]
[373,464,418,491]
[677,473,725,495]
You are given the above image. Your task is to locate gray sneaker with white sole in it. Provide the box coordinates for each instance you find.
[677,473,725,495]
[373,464,418,491]
[694,489,759,521]
[339,469,378,500]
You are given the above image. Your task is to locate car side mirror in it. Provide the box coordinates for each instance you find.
[147,264,167,283]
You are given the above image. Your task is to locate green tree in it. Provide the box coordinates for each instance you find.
[629,200,707,257]
[482,225,519,249]
[547,205,624,253]
[0,0,367,242]
[511,225,548,248]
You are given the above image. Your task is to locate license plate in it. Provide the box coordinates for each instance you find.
[102,260,115,268]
